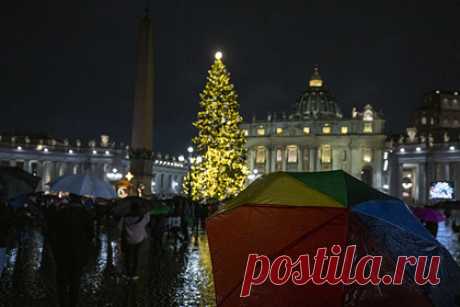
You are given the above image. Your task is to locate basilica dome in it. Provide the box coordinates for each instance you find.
[295,67,342,120]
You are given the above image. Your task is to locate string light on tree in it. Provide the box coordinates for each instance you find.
[184,51,248,202]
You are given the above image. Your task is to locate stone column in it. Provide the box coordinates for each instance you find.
[282,146,287,171]
[270,147,275,172]
[297,146,302,171]
[388,155,400,198]
[309,148,316,171]
[373,149,383,189]
[265,147,270,174]
[418,162,426,203]
[445,162,450,181]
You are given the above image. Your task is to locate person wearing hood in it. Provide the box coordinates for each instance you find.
[119,202,150,280]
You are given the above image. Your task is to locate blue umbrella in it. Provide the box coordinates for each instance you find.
[50,174,116,199]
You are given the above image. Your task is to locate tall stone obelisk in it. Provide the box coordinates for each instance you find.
[130,10,154,195]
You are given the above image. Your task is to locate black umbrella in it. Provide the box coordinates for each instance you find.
[111,196,150,217]
[0,167,41,201]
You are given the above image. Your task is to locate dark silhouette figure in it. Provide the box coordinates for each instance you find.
[48,197,94,307]
[119,202,150,280]
[0,201,12,277]
[425,221,439,237]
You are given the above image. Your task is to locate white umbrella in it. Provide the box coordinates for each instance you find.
[49,174,116,199]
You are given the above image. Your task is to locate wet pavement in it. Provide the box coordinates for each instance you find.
[436,219,460,264]
[0,226,216,307]
[1,219,460,307]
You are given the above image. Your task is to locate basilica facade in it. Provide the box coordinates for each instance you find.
[241,68,386,190]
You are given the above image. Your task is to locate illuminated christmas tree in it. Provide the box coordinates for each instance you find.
[185,51,248,202]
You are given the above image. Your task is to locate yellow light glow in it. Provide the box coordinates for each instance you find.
[309,79,323,87]
[363,122,373,133]
[257,128,265,136]
[125,171,134,181]
[215,51,223,60]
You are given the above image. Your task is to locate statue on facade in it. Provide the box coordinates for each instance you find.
[352,107,358,119]
[101,135,109,147]
[406,127,417,143]
[428,134,434,147]
[444,132,450,143]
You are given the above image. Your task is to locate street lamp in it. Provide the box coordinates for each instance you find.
[186,147,195,200]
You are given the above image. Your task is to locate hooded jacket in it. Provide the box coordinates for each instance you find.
[119,213,150,244]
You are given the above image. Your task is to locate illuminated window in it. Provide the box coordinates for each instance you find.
[363,122,373,133]
[421,117,427,125]
[430,118,434,125]
[320,145,332,170]
[287,145,298,163]
[257,127,265,136]
[256,146,265,163]
[243,129,249,136]
[341,126,348,134]
[322,125,331,134]
[276,149,283,162]
[363,148,372,163]
[303,127,311,135]
[276,127,283,135]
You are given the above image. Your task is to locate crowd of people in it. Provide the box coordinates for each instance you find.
[0,192,214,307]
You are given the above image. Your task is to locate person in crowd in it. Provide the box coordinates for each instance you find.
[452,209,460,234]
[119,202,150,280]
[48,194,94,307]
[425,221,439,237]
[0,200,12,278]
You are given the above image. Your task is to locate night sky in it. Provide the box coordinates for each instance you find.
[2,0,460,154]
